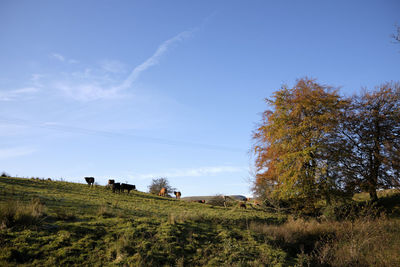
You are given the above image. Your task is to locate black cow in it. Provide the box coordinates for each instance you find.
[121,183,136,193]
[84,177,95,186]
[112,182,121,193]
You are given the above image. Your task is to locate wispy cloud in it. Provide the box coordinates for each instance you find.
[0,147,36,160]
[50,53,78,64]
[0,87,39,101]
[51,53,65,62]
[135,166,245,180]
[55,29,193,102]
[115,30,193,91]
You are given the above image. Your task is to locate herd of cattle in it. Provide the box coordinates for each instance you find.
[83,177,256,208]
[84,177,181,199]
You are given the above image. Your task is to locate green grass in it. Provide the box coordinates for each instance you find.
[1,177,400,266]
[0,177,288,266]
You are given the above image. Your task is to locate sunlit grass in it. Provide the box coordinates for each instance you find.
[0,177,287,266]
[1,176,400,266]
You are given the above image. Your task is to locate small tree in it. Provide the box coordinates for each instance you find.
[148,177,175,197]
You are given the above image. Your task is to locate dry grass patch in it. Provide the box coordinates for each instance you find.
[251,216,400,266]
[314,217,400,267]
[0,198,46,228]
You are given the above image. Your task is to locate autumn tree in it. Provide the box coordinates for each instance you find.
[340,82,400,201]
[252,78,346,206]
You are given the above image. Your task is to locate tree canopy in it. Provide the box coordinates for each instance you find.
[252,78,345,205]
[340,82,400,200]
[252,78,400,207]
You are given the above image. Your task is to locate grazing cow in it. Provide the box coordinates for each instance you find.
[239,202,247,209]
[108,179,115,187]
[192,200,205,203]
[112,182,121,193]
[158,187,167,197]
[174,191,181,199]
[84,177,95,186]
[121,183,136,193]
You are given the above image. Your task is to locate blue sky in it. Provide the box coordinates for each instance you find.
[1,0,399,197]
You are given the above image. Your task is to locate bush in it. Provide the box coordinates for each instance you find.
[322,201,384,221]
[207,195,226,207]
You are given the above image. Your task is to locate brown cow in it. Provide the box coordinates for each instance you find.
[174,191,181,199]
[108,179,115,187]
[158,187,167,197]
[239,202,246,209]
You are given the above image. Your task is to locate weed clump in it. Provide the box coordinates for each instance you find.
[0,198,46,229]
[97,205,115,218]
[53,208,76,221]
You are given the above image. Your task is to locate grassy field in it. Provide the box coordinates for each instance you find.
[1,177,400,266]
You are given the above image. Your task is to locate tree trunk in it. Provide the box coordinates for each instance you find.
[369,188,378,202]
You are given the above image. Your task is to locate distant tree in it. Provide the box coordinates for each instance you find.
[252,78,346,207]
[340,82,400,201]
[148,177,175,197]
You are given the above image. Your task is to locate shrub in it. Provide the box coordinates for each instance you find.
[207,195,226,207]
[321,200,384,221]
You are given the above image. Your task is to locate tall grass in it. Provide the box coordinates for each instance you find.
[250,216,400,266]
[313,217,400,266]
[0,198,46,228]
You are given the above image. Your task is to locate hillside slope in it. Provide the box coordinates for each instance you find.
[0,177,288,266]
